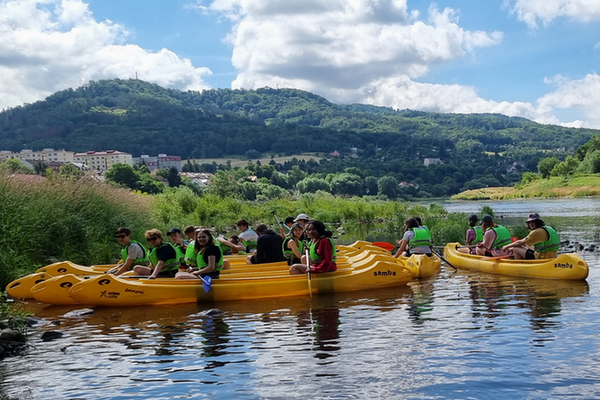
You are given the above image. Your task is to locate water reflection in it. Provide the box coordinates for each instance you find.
[407,280,436,324]
[311,307,341,361]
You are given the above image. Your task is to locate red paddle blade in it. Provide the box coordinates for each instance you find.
[373,242,396,251]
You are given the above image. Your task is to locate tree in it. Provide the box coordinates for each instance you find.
[167,167,182,187]
[34,161,49,175]
[330,173,364,196]
[364,176,378,195]
[377,176,398,198]
[0,159,34,174]
[578,150,600,174]
[550,155,579,176]
[537,157,560,178]
[296,177,331,193]
[105,163,141,189]
[59,163,84,178]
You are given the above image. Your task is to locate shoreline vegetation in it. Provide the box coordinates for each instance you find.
[451,175,600,200]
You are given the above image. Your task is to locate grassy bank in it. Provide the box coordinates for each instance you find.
[0,173,154,288]
[451,175,600,200]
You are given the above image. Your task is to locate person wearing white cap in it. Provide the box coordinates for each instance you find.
[502,213,560,259]
[294,213,310,228]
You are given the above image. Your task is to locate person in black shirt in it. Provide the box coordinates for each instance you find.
[246,224,286,264]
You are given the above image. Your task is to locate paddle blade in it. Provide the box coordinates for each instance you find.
[373,242,396,251]
[201,276,212,293]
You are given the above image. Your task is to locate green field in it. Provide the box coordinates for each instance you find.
[185,153,324,168]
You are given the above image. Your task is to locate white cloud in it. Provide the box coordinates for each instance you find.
[504,0,600,28]
[0,0,212,110]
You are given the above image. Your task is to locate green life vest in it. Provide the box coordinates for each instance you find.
[195,245,224,272]
[473,226,484,243]
[282,236,304,260]
[184,242,197,267]
[174,243,186,266]
[408,226,432,249]
[149,242,181,271]
[491,225,512,250]
[242,229,258,252]
[214,236,231,255]
[309,237,337,263]
[120,240,149,266]
[534,226,560,253]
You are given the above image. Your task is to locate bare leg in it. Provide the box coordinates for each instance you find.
[512,247,528,259]
[223,260,231,270]
[289,264,308,275]
[457,247,470,254]
[133,266,152,275]
[175,272,200,279]
[475,247,487,256]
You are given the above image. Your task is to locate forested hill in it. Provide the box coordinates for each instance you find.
[0,78,596,160]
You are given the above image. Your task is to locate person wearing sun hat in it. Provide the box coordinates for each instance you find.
[294,213,310,228]
[502,213,559,259]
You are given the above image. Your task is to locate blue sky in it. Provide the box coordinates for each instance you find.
[1,0,600,128]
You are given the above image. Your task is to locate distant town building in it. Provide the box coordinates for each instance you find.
[133,154,182,171]
[179,172,213,187]
[424,158,442,167]
[74,150,133,172]
[0,148,74,163]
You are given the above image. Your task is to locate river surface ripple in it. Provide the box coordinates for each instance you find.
[3,260,600,400]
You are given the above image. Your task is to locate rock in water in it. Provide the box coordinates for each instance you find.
[0,328,26,343]
[62,309,94,318]
[41,331,63,342]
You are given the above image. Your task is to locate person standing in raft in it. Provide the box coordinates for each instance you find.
[289,220,337,275]
[393,217,433,258]
[501,213,559,259]
[134,229,181,279]
[246,224,286,265]
[108,227,150,275]
[282,223,305,265]
[475,214,512,257]
[176,229,223,280]
[458,214,484,254]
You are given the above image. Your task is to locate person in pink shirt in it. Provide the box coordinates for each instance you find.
[475,215,512,257]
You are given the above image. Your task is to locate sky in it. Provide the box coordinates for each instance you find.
[1,0,600,128]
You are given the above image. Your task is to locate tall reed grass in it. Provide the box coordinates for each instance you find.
[0,173,153,288]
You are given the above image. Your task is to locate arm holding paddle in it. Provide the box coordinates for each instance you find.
[393,239,408,258]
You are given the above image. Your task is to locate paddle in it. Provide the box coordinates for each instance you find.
[431,249,458,271]
[271,210,283,226]
[200,275,212,293]
[305,247,312,298]
[372,241,397,252]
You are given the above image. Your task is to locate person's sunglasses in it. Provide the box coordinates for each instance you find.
[147,237,159,242]
[115,235,127,239]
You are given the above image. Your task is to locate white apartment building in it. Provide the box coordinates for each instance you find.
[74,150,133,171]
[0,148,75,163]
[132,154,182,171]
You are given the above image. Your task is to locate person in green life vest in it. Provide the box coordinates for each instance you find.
[289,220,337,275]
[393,217,432,258]
[236,219,259,253]
[282,223,305,266]
[185,228,232,270]
[108,227,149,275]
[183,225,197,245]
[475,214,512,257]
[176,229,224,280]
[133,229,180,279]
[458,214,484,255]
[502,213,559,259]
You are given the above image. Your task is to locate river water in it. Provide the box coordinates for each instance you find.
[3,199,600,399]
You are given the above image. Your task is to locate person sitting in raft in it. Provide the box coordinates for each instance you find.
[279,216,295,239]
[501,213,559,259]
[108,227,150,275]
[134,229,181,279]
[236,219,259,253]
[289,220,337,275]
[167,227,187,254]
[185,228,233,270]
[282,223,305,265]
[458,214,484,254]
[183,225,197,245]
[176,229,224,280]
[393,217,433,258]
[475,214,512,257]
[246,224,286,265]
